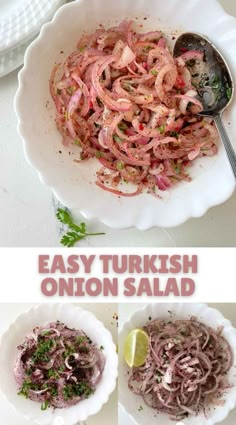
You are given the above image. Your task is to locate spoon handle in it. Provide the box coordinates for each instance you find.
[214,114,236,178]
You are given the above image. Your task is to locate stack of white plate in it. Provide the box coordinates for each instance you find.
[0,0,65,78]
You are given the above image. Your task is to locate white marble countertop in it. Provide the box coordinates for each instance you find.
[119,302,236,425]
[0,303,118,425]
[0,0,236,248]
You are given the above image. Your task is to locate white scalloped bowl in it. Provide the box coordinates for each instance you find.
[119,303,236,425]
[0,304,118,425]
[15,0,236,229]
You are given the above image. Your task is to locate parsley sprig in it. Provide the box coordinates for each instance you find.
[56,208,105,247]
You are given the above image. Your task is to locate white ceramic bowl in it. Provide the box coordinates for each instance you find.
[0,304,118,425]
[15,0,236,229]
[119,303,236,425]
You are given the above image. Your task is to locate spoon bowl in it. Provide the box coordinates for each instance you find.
[174,32,236,178]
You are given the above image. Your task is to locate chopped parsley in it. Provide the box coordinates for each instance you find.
[32,339,55,363]
[113,134,123,143]
[116,161,125,170]
[67,87,74,95]
[210,75,221,90]
[142,45,152,52]
[150,69,158,76]
[48,369,59,379]
[226,83,232,101]
[63,382,94,401]
[74,138,81,146]
[158,124,165,134]
[56,208,105,247]
[174,166,181,174]
[169,131,179,138]
[18,380,34,398]
[76,336,87,345]
[118,121,128,131]
[41,400,50,411]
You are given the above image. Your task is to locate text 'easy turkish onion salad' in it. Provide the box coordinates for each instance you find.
[14,321,105,410]
[50,21,218,197]
[127,318,233,420]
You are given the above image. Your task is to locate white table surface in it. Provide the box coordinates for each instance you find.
[0,0,236,248]
[0,303,118,425]
[119,302,236,425]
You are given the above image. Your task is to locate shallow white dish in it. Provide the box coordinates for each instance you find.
[0,303,118,425]
[0,0,65,55]
[119,303,236,425]
[15,0,236,229]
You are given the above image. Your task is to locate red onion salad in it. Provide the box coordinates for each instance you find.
[14,321,105,410]
[50,20,218,197]
[128,318,233,420]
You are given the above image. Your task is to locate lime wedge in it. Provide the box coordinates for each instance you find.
[124,329,149,368]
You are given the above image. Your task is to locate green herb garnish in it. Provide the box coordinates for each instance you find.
[169,131,179,138]
[74,138,81,146]
[41,400,50,411]
[210,75,221,90]
[57,88,62,95]
[116,161,125,170]
[113,134,123,143]
[63,382,94,401]
[56,208,105,247]
[142,45,152,52]
[58,365,66,372]
[48,369,59,379]
[40,330,51,336]
[32,339,55,363]
[158,124,165,134]
[95,151,103,158]
[150,69,158,76]
[51,387,58,397]
[67,87,74,95]
[18,380,33,398]
[138,405,144,411]
[226,83,232,101]
[76,336,87,345]
[118,121,128,131]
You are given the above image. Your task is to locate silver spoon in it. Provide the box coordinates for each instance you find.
[173,32,236,177]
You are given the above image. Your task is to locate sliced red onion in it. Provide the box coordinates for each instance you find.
[178,50,204,63]
[65,353,79,370]
[50,19,217,198]
[15,322,105,409]
[128,317,233,420]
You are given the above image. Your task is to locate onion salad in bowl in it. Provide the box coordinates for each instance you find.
[0,303,118,425]
[127,317,233,421]
[119,303,236,425]
[50,20,218,198]
[14,321,105,411]
[15,0,236,228]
